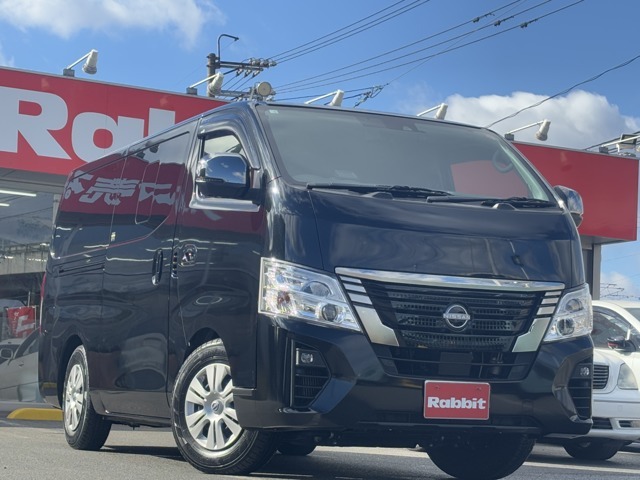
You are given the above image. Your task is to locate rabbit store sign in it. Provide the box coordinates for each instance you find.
[0,67,223,175]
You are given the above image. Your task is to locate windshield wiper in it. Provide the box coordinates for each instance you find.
[483,197,557,208]
[427,195,557,208]
[381,185,452,197]
[306,183,452,198]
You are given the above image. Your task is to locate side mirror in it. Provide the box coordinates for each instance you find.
[553,185,583,228]
[196,153,250,199]
[607,335,636,352]
[0,348,13,361]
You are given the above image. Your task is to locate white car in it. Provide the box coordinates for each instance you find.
[592,300,640,375]
[0,330,41,402]
[547,299,640,460]
[0,337,24,365]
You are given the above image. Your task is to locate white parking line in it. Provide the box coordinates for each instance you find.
[524,460,640,475]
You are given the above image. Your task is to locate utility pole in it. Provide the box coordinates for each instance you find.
[188,33,276,98]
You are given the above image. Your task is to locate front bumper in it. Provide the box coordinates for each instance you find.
[588,391,640,441]
[233,315,592,445]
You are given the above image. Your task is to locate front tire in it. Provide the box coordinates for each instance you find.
[564,439,626,461]
[171,340,279,475]
[422,434,535,480]
[63,345,112,450]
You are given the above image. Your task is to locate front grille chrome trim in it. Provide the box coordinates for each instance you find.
[355,306,399,346]
[336,268,565,292]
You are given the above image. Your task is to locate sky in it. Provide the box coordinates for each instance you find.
[0,0,639,297]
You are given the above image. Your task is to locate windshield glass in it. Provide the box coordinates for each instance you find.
[626,308,640,323]
[256,105,553,201]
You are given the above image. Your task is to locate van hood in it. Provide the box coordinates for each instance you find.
[306,189,583,286]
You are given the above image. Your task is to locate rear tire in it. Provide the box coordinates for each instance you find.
[63,345,112,450]
[422,434,535,480]
[564,439,626,461]
[171,339,279,475]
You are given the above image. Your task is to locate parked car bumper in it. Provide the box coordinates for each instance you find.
[589,391,640,441]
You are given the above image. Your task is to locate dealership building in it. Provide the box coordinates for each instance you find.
[0,65,637,345]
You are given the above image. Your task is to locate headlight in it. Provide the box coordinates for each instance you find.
[617,363,639,390]
[543,284,592,342]
[259,258,361,332]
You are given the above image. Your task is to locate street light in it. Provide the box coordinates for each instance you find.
[504,120,551,141]
[597,133,640,154]
[417,103,448,120]
[218,34,239,61]
[186,72,225,96]
[304,90,344,107]
[63,49,98,77]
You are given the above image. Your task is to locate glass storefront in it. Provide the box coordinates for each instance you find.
[0,186,59,403]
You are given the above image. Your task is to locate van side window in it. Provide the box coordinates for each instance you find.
[52,155,125,258]
[202,132,245,158]
[110,133,190,244]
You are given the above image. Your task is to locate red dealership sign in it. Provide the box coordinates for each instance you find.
[0,66,223,175]
[0,66,636,244]
[514,142,638,242]
[5,306,36,338]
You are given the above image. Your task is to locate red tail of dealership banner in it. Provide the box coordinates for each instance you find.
[0,67,223,175]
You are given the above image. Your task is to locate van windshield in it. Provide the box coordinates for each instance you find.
[255,105,553,202]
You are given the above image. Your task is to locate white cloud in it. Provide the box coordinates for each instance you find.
[0,42,14,67]
[0,0,225,48]
[403,85,640,150]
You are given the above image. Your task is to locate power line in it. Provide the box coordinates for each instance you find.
[276,1,583,95]
[275,0,531,92]
[485,50,640,128]
[276,86,379,102]
[269,0,430,64]
[385,0,533,86]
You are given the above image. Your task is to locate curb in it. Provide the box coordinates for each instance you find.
[7,408,62,421]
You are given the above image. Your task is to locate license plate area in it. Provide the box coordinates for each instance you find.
[424,381,490,420]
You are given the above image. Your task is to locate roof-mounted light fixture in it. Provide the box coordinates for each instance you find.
[597,133,640,155]
[417,103,448,120]
[249,81,275,100]
[186,72,225,96]
[504,119,551,141]
[304,90,345,107]
[63,49,98,77]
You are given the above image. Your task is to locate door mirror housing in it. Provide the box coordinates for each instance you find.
[196,153,250,199]
[607,335,636,352]
[0,348,13,361]
[553,185,583,228]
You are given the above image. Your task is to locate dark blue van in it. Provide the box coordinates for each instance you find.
[39,102,593,479]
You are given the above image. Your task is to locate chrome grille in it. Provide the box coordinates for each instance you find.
[338,268,563,381]
[592,364,609,390]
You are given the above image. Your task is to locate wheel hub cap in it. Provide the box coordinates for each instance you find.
[183,362,243,451]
